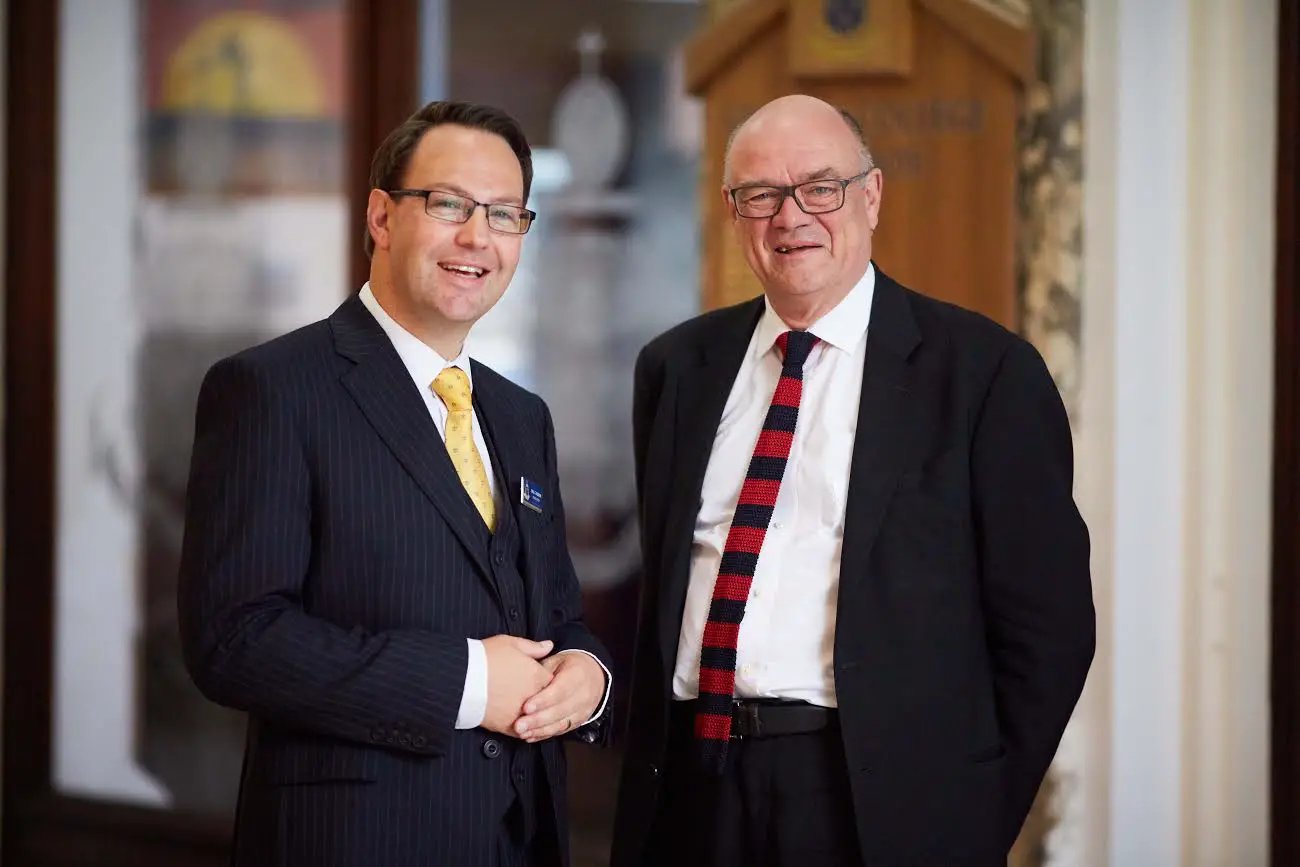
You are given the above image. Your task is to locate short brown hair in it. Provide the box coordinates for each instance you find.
[364,100,533,257]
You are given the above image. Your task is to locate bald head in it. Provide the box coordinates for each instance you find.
[723,95,873,186]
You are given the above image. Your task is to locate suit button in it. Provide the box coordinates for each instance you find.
[508,606,520,620]
[649,762,659,778]
[493,550,505,565]
[482,738,502,759]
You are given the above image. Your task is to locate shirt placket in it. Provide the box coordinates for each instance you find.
[737,343,811,695]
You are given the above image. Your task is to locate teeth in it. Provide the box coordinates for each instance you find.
[442,264,485,276]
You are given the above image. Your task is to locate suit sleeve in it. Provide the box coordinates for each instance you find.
[178,355,468,758]
[538,401,615,745]
[970,338,1096,848]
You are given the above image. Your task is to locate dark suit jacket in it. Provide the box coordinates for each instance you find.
[611,268,1095,867]
[178,294,611,867]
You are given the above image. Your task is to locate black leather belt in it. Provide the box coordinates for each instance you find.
[676,699,836,739]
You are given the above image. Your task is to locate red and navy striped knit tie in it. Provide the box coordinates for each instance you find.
[695,328,819,772]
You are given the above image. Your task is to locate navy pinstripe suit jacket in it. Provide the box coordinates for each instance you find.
[178,294,611,867]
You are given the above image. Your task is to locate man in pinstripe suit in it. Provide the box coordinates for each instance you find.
[179,100,612,867]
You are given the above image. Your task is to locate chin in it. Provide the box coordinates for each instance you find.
[770,276,830,296]
[424,280,485,309]
[436,300,490,324]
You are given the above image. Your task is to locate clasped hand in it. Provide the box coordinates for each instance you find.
[480,635,604,743]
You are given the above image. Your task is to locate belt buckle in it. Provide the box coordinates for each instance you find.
[731,699,762,740]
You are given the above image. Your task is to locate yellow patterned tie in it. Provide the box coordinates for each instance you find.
[430,367,496,532]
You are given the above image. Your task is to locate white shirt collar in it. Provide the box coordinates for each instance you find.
[358,282,473,392]
[755,261,876,357]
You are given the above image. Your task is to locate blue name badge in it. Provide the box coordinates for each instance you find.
[520,477,544,514]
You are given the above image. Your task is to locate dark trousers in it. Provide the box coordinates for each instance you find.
[497,751,561,867]
[645,701,864,867]
[498,818,559,867]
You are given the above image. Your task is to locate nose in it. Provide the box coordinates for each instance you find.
[769,193,811,231]
[454,206,491,249]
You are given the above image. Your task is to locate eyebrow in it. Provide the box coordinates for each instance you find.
[734,167,840,188]
[424,182,524,206]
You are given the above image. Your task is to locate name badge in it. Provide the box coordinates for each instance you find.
[520,477,544,514]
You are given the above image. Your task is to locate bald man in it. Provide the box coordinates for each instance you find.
[609,95,1095,867]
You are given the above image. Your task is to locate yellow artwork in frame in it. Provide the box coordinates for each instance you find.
[788,0,915,78]
[162,11,326,119]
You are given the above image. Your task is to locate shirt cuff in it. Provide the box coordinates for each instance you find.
[455,638,488,729]
[555,649,612,726]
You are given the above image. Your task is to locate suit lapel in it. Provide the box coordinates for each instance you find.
[330,296,494,583]
[837,270,923,594]
[657,299,764,667]
[475,365,574,639]
[471,365,544,618]
[470,362,542,516]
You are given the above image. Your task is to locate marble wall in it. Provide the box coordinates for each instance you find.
[1019,0,1085,422]
[1014,2,1086,864]
[1003,0,1086,863]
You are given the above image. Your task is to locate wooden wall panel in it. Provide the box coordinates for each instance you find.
[690,0,1026,330]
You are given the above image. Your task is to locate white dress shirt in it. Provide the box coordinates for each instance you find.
[359,283,609,729]
[671,264,876,708]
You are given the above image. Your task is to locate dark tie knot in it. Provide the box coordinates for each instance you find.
[776,330,819,368]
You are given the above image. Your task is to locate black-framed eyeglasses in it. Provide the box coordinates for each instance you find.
[727,171,870,219]
[387,189,537,235]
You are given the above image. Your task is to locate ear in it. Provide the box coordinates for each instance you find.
[366,189,394,252]
[862,168,883,232]
[719,185,738,222]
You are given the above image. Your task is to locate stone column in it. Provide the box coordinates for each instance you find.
[1012,2,1085,866]
[1019,0,1084,420]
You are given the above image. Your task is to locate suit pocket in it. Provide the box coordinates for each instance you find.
[889,444,969,529]
[878,445,972,587]
[515,473,555,528]
[256,738,382,787]
[895,444,963,493]
[967,742,1007,764]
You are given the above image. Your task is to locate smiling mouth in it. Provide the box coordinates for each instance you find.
[439,263,488,279]
[773,244,820,255]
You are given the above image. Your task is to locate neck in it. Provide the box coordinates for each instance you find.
[764,285,846,332]
[766,259,869,330]
[369,269,467,361]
